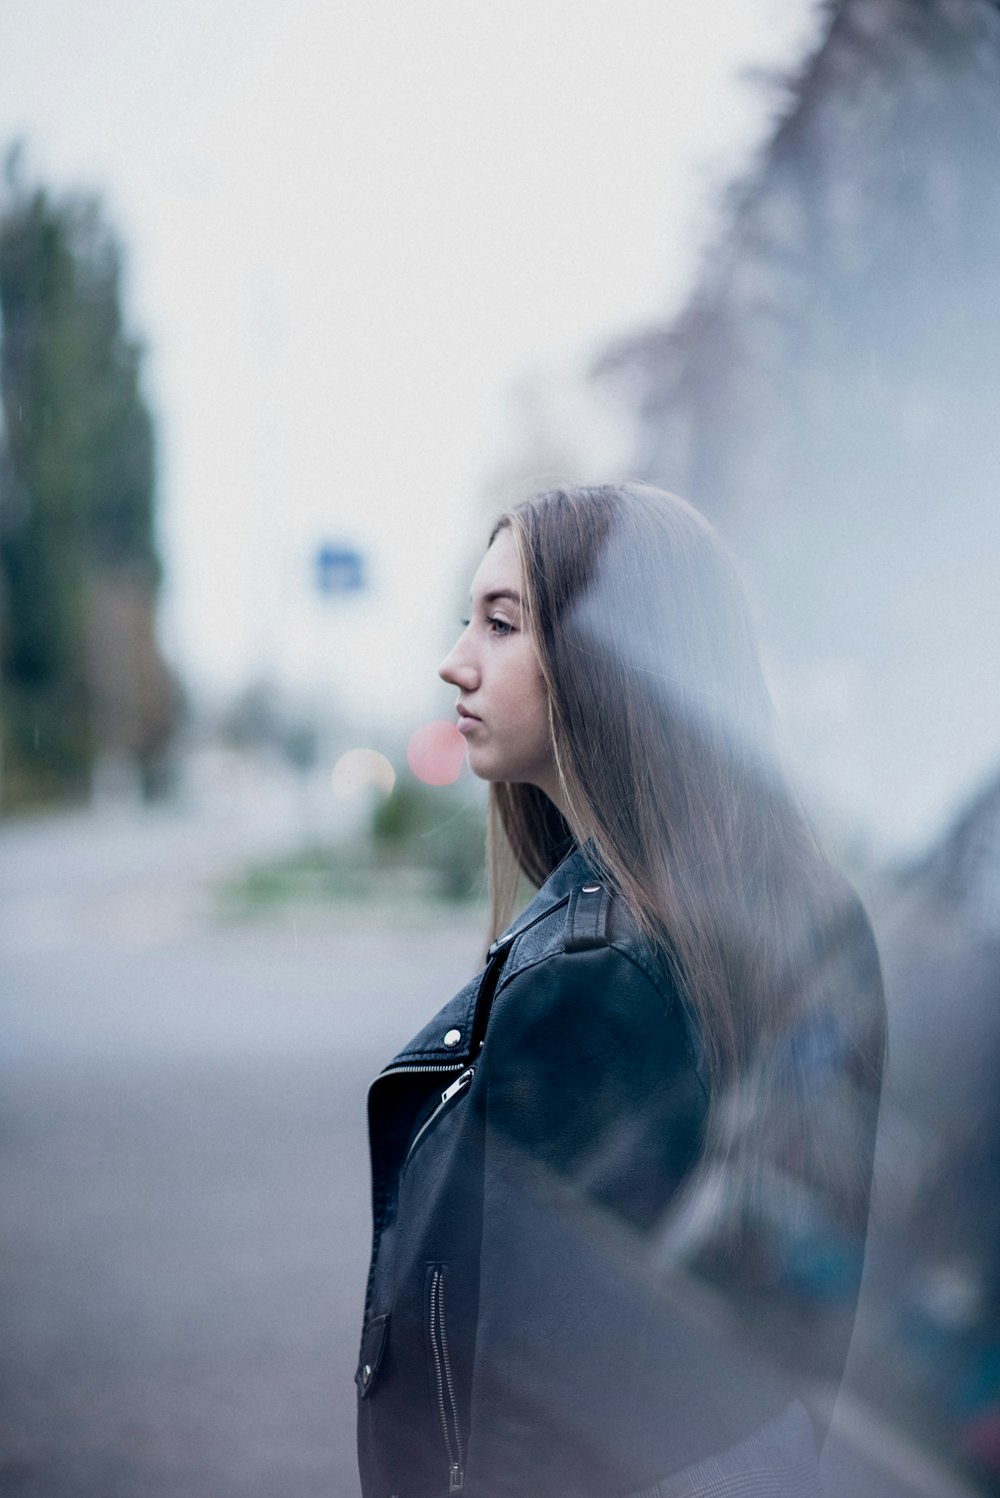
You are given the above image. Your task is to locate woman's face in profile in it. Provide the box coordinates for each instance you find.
[438,529,557,800]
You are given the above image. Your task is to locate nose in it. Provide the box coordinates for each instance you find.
[438,627,478,690]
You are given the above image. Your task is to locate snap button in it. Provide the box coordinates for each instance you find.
[443,1028,462,1048]
[582,883,601,893]
[362,1363,371,1385]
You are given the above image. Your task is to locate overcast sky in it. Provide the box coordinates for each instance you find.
[0,0,823,729]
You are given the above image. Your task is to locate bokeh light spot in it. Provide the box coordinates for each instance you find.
[331,748,396,799]
[407,720,466,786]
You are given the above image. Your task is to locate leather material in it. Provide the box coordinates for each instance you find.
[356,1313,390,1400]
[355,843,883,1498]
[564,880,612,950]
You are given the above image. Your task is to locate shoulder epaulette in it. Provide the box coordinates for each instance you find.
[564,880,611,952]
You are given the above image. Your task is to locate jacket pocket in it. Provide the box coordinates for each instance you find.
[404,1066,475,1167]
[356,1312,390,1399]
[425,1263,465,1493]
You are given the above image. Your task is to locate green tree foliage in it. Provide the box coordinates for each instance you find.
[0,149,171,808]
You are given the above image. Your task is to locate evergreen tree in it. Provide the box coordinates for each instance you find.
[0,149,172,808]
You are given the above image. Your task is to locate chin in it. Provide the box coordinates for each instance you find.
[464,754,497,783]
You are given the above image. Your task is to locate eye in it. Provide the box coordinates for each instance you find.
[486,614,514,637]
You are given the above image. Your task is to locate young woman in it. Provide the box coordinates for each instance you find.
[356,484,886,1498]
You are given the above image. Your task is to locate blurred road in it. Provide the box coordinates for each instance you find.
[0,805,484,1498]
[0,808,984,1497]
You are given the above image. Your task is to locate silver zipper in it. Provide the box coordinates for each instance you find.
[377,1061,467,1081]
[441,1067,475,1105]
[404,1068,475,1165]
[429,1266,464,1491]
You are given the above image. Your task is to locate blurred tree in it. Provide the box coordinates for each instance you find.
[373,776,485,900]
[0,147,175,809]
[595,0,1000,849]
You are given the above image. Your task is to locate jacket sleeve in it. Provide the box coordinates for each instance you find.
[463,942,791,1498]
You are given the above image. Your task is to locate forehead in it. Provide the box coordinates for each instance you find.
[470,528,521,598]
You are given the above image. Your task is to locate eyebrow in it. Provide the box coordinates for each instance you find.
[470,588,522,606]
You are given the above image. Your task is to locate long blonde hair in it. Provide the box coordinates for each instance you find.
[487,483,884,1238]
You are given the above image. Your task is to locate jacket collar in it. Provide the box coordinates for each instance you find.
[378,843,603,1073]
[487,840,600,957]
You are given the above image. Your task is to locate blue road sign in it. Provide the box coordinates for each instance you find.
[315,542,366,595]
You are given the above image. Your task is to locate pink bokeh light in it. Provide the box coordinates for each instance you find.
[406,720,466,786]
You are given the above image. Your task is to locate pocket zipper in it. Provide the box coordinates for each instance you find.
[428,1265,464,1491]
[404,1068,475,1165]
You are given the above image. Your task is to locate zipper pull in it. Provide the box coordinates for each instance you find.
[448,1462,464,1491]
[440,1068,474,1105]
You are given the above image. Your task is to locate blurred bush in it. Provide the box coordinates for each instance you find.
[222,777,486,914]
[373,777,485,901]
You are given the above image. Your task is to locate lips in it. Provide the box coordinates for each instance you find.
[456,704,481,733]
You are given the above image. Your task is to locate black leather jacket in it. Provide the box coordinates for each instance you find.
[356,845,883,1498]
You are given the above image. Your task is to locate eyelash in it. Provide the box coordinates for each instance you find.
[460,615,515,637]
